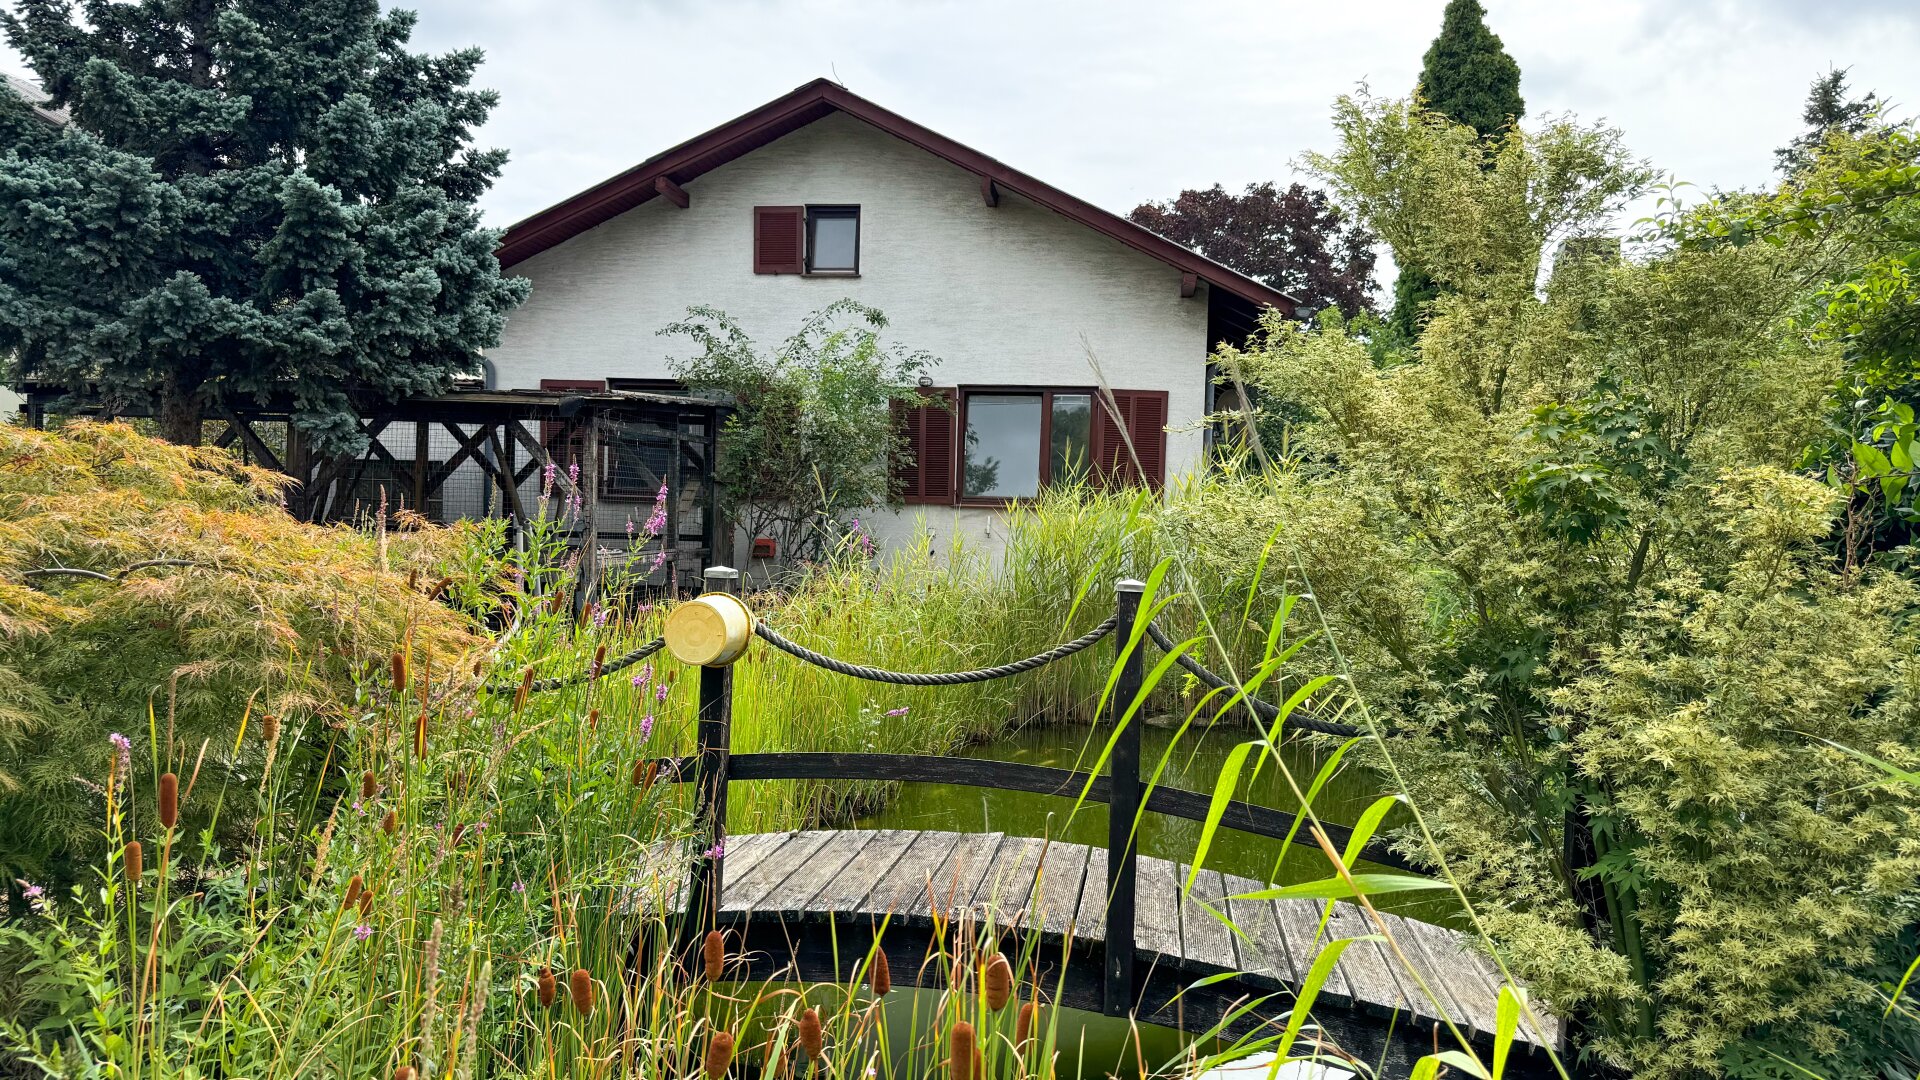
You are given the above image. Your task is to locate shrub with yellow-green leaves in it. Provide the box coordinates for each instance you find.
[1208,89,1920,1077]
[0,421,485,891]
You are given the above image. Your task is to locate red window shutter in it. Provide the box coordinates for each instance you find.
[753,206,805,274]
[895,388,956,505]
[1092,389,1169,492]
[539,378,606,462]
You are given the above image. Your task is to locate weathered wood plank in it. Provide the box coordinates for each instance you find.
[1175,864,1239,972]
[721,831,835,915]
[1270,898,1355,1006]
[1372,910,1467,1031]
[1387,912,1493,1036]
[1075,847,1110,941]
[814,830,919,913]
[1323,900,1412,1018]
[756,830,874,914]
[1222,873,1295,988]
[971,835,1046,929]
[865,831,963,918]
[909,832,1005,920]
[1029,841,1091,938]
[1132,855,1182,959]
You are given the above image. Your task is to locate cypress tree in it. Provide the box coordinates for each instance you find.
[1388,0,1525,346]
[0,0,529,450]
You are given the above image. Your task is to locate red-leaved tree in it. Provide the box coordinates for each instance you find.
[1128,182,1379,317]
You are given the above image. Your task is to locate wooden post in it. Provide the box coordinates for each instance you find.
[1103,577,1146,1017]
[683,565,739,952]
[412,420,429,516]
[575,409,601,618]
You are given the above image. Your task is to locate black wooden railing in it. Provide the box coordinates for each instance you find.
[660,566,1412,1017]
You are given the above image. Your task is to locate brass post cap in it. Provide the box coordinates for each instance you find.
[664,592,754,667]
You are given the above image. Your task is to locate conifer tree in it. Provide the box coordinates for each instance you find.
[1387,0,1526,347]
[0,0,529,451]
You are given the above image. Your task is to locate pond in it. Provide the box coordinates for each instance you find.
[856,720,1455,924]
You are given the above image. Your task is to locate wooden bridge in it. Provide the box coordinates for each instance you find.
[637,571,1563,1077]
[640,828,1559,1076]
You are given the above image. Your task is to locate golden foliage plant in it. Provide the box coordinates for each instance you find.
[0,421,482,887]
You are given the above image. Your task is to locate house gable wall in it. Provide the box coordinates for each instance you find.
[486,111,1210,557]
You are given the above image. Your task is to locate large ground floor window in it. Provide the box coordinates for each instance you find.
[895,386,1167,505]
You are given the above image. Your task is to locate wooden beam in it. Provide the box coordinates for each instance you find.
[1179,272,1198,299]
[980,176,998,207]
[655,175,690,209]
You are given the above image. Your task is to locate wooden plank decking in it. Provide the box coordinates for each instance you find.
[659,830,1557,1049]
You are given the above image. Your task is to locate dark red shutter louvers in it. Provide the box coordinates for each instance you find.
[1092,389,1169,492]
[895,388,956,505]
[753,206,805,274]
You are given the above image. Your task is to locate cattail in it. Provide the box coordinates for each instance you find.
[124,840,143,882]
[361,769,377,800]
[569,968,593,1015]
[451,823,467,847]
[631,758,647,786]
[950,1022,976,1080]
[382,809,398,836]
[546,588,565,614]
[705,1031,735,1080]
[428,576,451,600]
[261,713,280,744]
[642,761,659,793]
[587,707,600,730]
[343,874,363,909]
[537,966,557,1007]
[158,772,178,829]
[984,952,1013,1011]
[798,1007,824,1059]
[406,567,420,590]
[702,930,725,981]
[1015,1001,1037,1048]
[358,887,373,918]
[414,711,428,757]
[590,644,606,678]
[869,948,891,996]
[396,1069,417,1080]
[390,651,407,692]
[513,667,534,713]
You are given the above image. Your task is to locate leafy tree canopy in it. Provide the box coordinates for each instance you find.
[1385,0,1528,348]
[1221,91,1920,1077]
[1127,182,1379,317]
[662,300,935,567]
[0,0,529,452]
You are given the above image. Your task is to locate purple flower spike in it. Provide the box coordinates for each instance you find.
[354,923,373,941]
[512,880,526,894]
[640,714,654,742]
[885,706,910,717]
[656,683,670,703]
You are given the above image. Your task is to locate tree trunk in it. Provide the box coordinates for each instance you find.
[157,375,205,446]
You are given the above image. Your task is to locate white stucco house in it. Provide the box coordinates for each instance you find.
[486,79,1296,560]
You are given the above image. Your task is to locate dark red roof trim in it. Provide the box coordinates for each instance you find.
[495,79,1297,315]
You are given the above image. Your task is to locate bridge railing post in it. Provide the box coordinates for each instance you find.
[1103,577,1147,1017]
[683,565,740,953]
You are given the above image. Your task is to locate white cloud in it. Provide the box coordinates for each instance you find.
[8,0,1920,245]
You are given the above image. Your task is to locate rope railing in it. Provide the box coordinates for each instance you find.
[490,636,668,695]
[752,616,1117,686]
[1143,622,1364,739]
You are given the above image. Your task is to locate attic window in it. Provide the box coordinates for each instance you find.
[807,206,860,273]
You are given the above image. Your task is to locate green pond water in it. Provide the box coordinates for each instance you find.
[856,721,1455,925]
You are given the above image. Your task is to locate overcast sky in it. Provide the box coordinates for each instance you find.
[8,1,1920,246]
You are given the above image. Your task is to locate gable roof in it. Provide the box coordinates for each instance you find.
[495,79,1297,315]
[3,72,70,127]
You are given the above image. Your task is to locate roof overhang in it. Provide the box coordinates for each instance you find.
[495,79,1298,316]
